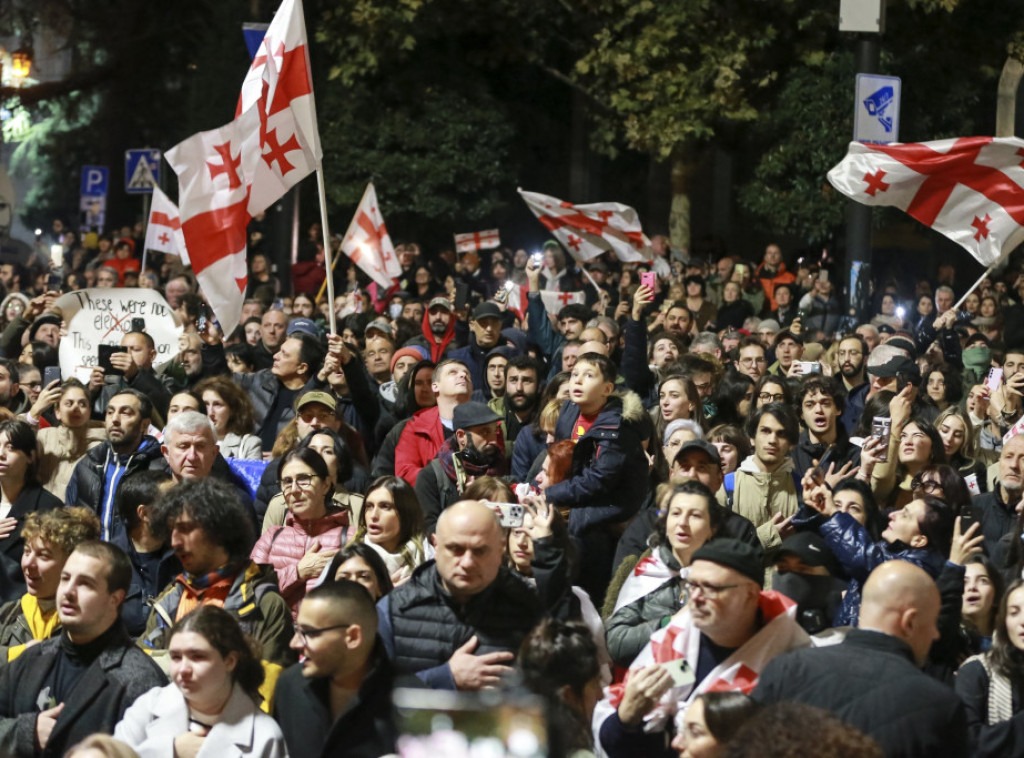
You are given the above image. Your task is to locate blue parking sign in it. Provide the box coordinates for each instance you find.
[80,166,109,197]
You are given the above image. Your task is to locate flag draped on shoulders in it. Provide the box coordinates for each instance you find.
[827,136,1024,266]
[166,0,321,334]
[519,188,652,263]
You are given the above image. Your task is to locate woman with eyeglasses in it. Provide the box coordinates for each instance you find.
[955,578,1024,757]
[115,606,286,758]
[752,375,791,411]
[605,481,724,668]
[250,448,351,617]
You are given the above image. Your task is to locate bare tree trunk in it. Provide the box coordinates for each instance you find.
[996,56,1024,138]
[669,154,697,254]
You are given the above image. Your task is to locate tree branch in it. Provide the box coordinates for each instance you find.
[0,61,120,106]
[538,64,612,115]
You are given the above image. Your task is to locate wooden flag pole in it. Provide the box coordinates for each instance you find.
[315,166,337,335]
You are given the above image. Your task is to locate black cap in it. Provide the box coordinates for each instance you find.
[774,328,803,346]
[692,539,764,586]
[674,439,722,466]
[452,401,501,431]
[867,354,917,379]
[775,532,841,576]
[472,302,502,321]
[28,314,61,342]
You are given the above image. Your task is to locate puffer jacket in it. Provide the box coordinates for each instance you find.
[545,391,649,534]
[605,545,683,667]
[721,455,799,555]
[250,508,351,615]
[793,506,946,626]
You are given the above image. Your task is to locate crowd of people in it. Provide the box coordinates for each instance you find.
[0,221,1023,757]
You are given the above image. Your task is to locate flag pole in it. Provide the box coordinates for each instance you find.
[951,253,1011,312]
[315,166,336,335]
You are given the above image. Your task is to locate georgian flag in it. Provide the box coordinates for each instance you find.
[827,137,1024,266]
[143,187,190,265]
[340,182,399,289]
[519,188,652,263]
[539,289,585,315]
[454,229,501,252]
[166,0,322,334]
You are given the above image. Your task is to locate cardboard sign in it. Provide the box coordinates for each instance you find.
[55,288,183,383]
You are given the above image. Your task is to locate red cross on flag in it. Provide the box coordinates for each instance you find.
[144,187,190,266]
[454,229,501,253]
[340,183,400,289]
[539,290,585,315]
[165,0,322,333]
[827,137,1024,267]
[519,188,652,263]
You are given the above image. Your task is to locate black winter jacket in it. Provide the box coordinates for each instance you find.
[754,629,968,758]
[0,487,61,604]
[956,655,1024,757]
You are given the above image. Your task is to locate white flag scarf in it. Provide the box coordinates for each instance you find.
[539,290,585,315]
[340,182,400,289]
[827,136,1024,266]
[144,187,190,266]
[518,188,652,263]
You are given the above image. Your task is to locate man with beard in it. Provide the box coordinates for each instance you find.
[66,390,162,544]
[449,302,505,392]
[414,403,507,534]
[489,355,542,457]
[419,297,456,363]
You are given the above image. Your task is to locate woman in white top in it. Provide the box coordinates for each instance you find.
[115,606,286,758]
[194,376,262,460]
[351,476,431,586]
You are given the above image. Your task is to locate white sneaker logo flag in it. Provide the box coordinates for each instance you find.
[827,137,1024,266]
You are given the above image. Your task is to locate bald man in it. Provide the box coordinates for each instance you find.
[754,561,968,758]
[375,500,565,690]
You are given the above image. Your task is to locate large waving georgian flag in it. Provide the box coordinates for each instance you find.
[166,0,321,333]
[827,137,1024,266]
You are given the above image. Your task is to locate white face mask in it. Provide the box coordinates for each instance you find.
[388,303,403,320]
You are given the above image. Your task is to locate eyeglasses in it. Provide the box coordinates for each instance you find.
[739,357,766,366]
[294,623,351,643]
[758,392,785,402]
[910,474,943,494]
[681,579,740,600]
[281,474,318,491]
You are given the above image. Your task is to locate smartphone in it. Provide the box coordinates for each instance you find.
[530,251,544,268]
[987,367,1004,392]
[131,317,146,333]
[959,503,975,531]
[794,361,822,375]
[46,271,63,292]
[196,304,208,333]
[818,269,829,282]
[454,282,469,312]
[641,271,656,290]
[659,658,696,689]
[43,366,61,387]
[871,416,892,463]
[484,501,525,529]
[98,345,127,375]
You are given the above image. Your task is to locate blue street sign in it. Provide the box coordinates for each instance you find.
[854,74,901,144]
[125,148,161,194]
[80,166,109,197]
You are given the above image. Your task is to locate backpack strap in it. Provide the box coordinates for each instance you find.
[724,471,735,510]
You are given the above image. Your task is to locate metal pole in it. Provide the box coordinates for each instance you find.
[845,36,880,322]
[140,193,151,276]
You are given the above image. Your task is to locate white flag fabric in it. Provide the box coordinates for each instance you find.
[340,183,399,289]
[518,188,652,263]
[167,0,322,334]
[144,187,190,266]
[539,290,585,315]
[827,137,1024,267]
[454,229,501,252]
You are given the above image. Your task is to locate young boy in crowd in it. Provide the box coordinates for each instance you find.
[543,352,650,600]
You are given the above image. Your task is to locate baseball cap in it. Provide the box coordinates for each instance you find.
[674,439,722,465]
[287,317,319,338]
[472,302,502,321]
[364,319,394,337]
[295,390,337,412]
[428,297,453,312]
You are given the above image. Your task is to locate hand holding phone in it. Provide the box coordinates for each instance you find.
[640,271,656,290]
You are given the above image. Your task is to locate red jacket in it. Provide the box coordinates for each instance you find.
[250,508,350,615]
[395,406,447,485]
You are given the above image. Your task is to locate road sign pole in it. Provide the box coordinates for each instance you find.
[140,193,151,276]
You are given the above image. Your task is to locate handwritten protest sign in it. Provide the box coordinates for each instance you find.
[55,288,183,383]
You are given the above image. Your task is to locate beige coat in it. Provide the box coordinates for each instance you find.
[719,455,799,555]
[36,422,107,500]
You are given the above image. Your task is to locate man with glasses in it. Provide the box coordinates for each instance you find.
[140,478,295,666]
[792,376,860,489]
[734,336,767,382]
[595,539,809,757]
[274,581,397,758]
